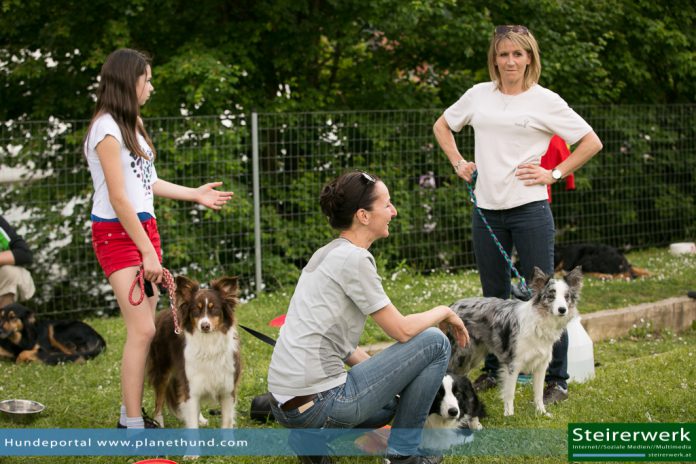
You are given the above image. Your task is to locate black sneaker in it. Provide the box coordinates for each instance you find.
[473,373,497,392]
[116,408,160,428]
[543,383,568,405]
[384,455,443,464]
[116,418,160,429]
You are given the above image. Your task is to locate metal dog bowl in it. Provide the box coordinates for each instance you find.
[0,399,45,422]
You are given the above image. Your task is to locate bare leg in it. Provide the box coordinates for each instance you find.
[109,266,159,420]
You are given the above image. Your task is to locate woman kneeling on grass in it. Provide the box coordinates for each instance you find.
[267,171,469,464]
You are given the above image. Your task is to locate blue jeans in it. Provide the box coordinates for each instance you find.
[472,200,569,388]
[270,327,451,456]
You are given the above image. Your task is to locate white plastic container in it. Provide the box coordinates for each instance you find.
[567,316,595,383]
[669,242,696,255]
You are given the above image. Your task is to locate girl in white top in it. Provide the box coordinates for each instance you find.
[84,48,233,428]
[433,25,602,400]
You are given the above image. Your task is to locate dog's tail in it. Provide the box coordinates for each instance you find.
[629,265,650,278]
[42,322,107,365]
[42,329,107,365]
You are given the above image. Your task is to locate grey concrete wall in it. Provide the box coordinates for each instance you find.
[581,296,696,342]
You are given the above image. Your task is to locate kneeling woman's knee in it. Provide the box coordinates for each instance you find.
[421,326,451,356]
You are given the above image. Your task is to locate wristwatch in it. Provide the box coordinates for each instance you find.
[551,169,563,182]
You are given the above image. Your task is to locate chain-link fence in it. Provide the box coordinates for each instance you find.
[1,105,695,316]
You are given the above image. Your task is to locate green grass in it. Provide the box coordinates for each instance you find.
[0,248,694,464]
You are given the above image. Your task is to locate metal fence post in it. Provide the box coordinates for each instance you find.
[251,111,263,294]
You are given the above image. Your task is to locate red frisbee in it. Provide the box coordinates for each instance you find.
[268,314,286,327]
[133,459,179,464]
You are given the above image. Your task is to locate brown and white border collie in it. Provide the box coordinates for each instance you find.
[147,275,241,429]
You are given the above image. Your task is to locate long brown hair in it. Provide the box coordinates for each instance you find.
[86,48,156,159]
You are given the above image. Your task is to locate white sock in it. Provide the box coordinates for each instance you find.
[126,416,144,429]
[119,405,127,427]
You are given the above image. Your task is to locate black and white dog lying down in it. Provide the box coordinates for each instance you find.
[421,373,486,452]
[426,373,485,430]
[448,266,583,417]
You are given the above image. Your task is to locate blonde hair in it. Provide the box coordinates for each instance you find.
[487,28,541,91]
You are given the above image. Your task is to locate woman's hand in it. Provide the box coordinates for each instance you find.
[455,161,477,183]
[142,250,163,284]
[195,182,234,210]
[516,163,553,186]
[439,310,469,348]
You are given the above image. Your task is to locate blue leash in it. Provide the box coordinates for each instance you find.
[465,171,532,298]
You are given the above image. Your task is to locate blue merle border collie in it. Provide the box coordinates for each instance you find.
[448,266,583,417]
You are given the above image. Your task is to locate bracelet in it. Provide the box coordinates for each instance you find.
[453,159,467,173]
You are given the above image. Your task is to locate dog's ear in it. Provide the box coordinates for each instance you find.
[565,266,584,290]
[531,266,549,293]
[12,304,36,325]
[175,276,199,306]
[211,276,239,308]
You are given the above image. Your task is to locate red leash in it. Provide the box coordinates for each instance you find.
[128,265,181,335]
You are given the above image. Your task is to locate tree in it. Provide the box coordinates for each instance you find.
[2,0,695,122]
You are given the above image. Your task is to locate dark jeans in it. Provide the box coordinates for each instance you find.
[472,200,568,389]
[270,328,451,456]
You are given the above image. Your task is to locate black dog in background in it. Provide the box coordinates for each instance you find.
[554,243,649,279]
[0,303,106,364]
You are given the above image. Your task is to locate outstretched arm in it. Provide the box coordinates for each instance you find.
[153,180,234,210]
[371,303,469,347]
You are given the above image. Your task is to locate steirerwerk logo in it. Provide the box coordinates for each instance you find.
[568,423,695,462]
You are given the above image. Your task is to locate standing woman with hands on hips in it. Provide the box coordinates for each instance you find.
[433,25,602,404]
[84,48,233,428]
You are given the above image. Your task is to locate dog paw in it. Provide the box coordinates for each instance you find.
[154,414,164,428]
[198,412,208,427]
[468,418,483,430]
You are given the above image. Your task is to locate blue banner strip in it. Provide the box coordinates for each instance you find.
[0,428,567,457]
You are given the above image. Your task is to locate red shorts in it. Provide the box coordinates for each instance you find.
[91,218,162,278]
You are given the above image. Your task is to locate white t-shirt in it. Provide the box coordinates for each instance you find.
[444,82,592,210]
[85,113,158,219]
[267,238,391,397]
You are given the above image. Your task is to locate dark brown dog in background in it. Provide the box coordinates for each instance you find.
[0,303,106,364]
[555,243,649,279]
